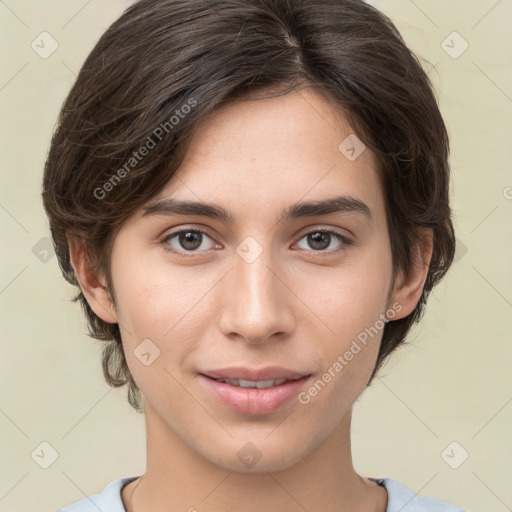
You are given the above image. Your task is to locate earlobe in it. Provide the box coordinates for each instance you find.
[67,233,118,324]
[388,227,434,321]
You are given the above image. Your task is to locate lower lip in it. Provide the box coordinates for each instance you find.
[199,374,312,415]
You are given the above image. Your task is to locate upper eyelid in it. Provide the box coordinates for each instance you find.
[162,226,216,242]
[163,224,351,238]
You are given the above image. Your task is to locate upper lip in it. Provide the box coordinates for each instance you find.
[201,366,311,381]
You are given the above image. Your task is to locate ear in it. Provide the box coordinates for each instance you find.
[67,233,118,324]
[387,227,433,320]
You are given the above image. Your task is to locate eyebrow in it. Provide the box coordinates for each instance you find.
[142,195,372,222]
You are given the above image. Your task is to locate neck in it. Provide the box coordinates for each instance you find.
[123,402,387,512]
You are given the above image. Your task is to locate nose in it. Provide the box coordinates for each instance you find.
[217,244,296,345]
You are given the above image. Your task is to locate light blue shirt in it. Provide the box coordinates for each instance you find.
[56,476,467,511]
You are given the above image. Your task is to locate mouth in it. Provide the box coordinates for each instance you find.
[198,368,313,415]
[206,377,303,389]
[200,365,311,382]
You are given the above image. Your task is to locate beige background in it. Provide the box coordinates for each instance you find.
[1,1,511,511]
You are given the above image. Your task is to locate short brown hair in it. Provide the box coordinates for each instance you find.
[42,0,455,413]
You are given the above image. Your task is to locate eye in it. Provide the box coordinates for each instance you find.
[160,227,352,257]
[294,229,352,254]
[161,228,217,255]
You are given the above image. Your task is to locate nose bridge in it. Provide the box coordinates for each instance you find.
[218,237,293,343]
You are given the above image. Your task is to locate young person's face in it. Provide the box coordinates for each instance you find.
[76,87,427,473]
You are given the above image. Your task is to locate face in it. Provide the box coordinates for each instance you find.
[88,87,412,473]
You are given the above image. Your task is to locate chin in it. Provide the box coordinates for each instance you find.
[200,435,313,474]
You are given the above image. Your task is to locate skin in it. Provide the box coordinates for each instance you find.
[69,87,433,512]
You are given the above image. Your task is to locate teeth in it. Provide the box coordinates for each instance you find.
[218,378,287,389]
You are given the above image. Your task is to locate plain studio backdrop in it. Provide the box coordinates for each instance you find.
[0,1,511,511]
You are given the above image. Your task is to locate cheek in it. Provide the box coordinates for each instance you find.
[297,255,391,336]
[299,275,388,417]
[111,255,200,334]
[109,259,199,402]
[110,257,220,382]
[292,249,391,387]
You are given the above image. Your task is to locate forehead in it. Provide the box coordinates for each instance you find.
[143,88,385,225]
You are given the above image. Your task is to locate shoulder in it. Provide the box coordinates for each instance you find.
[56,476,139,512]
[379,477,467,512]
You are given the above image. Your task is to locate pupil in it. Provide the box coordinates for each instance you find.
[180,231,201,250]
[309,232,329,250]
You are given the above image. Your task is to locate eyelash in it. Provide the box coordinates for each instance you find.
[159,226,353,258]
